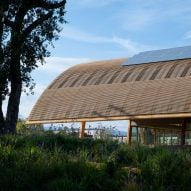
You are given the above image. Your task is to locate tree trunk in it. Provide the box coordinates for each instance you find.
[6,59,22,134]
[0,17,5,134]
[0,95,5,134]
[6,83,22,133]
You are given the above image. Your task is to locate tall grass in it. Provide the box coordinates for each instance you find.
[0,133,191,190]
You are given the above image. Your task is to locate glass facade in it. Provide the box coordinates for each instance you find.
[131,127,191,146]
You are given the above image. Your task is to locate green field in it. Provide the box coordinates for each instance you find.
[0,133,191,191]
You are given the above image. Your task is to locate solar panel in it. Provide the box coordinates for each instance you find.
[123,46,191,66]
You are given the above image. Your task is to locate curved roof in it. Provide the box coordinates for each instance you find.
[28,58,191,124]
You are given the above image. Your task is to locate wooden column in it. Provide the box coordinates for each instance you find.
[163,130,165,145]
[79,121,86,138]
[136,127,139,143]
[181,119,186,146]
[154,129,157,145]
[127,120,132,144]
[170,130,173,145]
[140,128,144,144]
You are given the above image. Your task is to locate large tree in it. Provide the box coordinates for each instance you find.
[0,0,66,134]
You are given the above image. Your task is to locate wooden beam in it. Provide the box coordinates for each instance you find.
[181,119,186,146]
[137,123,181,129]
[127,120,132,144]
[79,121,86,138]
[26,113,191,125]
[139,125,182,132]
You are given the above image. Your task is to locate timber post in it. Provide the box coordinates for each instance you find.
[140,128,144,144]
[154,129,157,145]
[181,119,186,146]
[79,121,86,138]
[127,120,132,144]
[136,127,139,143]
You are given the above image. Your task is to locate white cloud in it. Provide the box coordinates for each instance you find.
[63,26,111,44]
[112,36,152,54]
[116,0,191,32]
[37,57,91,74]
[62,26,153,55]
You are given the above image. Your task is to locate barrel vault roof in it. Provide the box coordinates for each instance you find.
[27,58,191,124]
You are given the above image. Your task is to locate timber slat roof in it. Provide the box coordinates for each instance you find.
[28,58,191,124]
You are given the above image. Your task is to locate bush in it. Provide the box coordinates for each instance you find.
[140,148,191,191]
[0,134,191,190]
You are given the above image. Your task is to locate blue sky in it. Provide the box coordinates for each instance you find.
[14,0,191,130]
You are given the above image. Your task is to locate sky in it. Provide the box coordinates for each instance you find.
[6,0,191,131]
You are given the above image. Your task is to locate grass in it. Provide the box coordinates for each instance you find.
[0,133,191,190]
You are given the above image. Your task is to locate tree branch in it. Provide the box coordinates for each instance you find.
[13,0,66,32]
[3,17,15,28]
[31,0,66,10]
[22,11,53,39]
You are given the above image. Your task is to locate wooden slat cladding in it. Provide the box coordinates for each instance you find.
[181,63,191,77]
[69,73,85,87]
[28,58,191,123]
[48,59,191,89]
[94,71,109,85]
[121,68,134,83]
[107,70,121,84]
[81,72,97,86]
[58,74,73,88]
[135,67,148,81]
[149,65,163,80]
[165,62,178,78]
[29,76,191,122]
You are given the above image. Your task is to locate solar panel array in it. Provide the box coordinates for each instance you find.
[123,46,191,65]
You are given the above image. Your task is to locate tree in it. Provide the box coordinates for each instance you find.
[0,0,66,134]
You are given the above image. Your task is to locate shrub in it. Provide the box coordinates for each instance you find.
[0,134,191,190]
[140,148,191,191]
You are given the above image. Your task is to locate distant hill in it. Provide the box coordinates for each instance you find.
[112,130,127,136]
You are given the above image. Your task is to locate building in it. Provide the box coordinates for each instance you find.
[27,46,191,145]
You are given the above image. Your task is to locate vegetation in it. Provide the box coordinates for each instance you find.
[0,133,191,191]
[0,0,66,134]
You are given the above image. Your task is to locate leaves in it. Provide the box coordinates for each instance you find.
[0,0,66,132]
[0,0,66,96]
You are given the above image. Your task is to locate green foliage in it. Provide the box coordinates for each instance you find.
[16,119,27,133]
[1,0,67,97]
[0,0,67,134]
[0,134,191,190]
[0,136,125,191]
[140,149,191,191]
[16,119,44,134]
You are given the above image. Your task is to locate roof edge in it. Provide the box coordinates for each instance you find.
[26,113,191,125]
